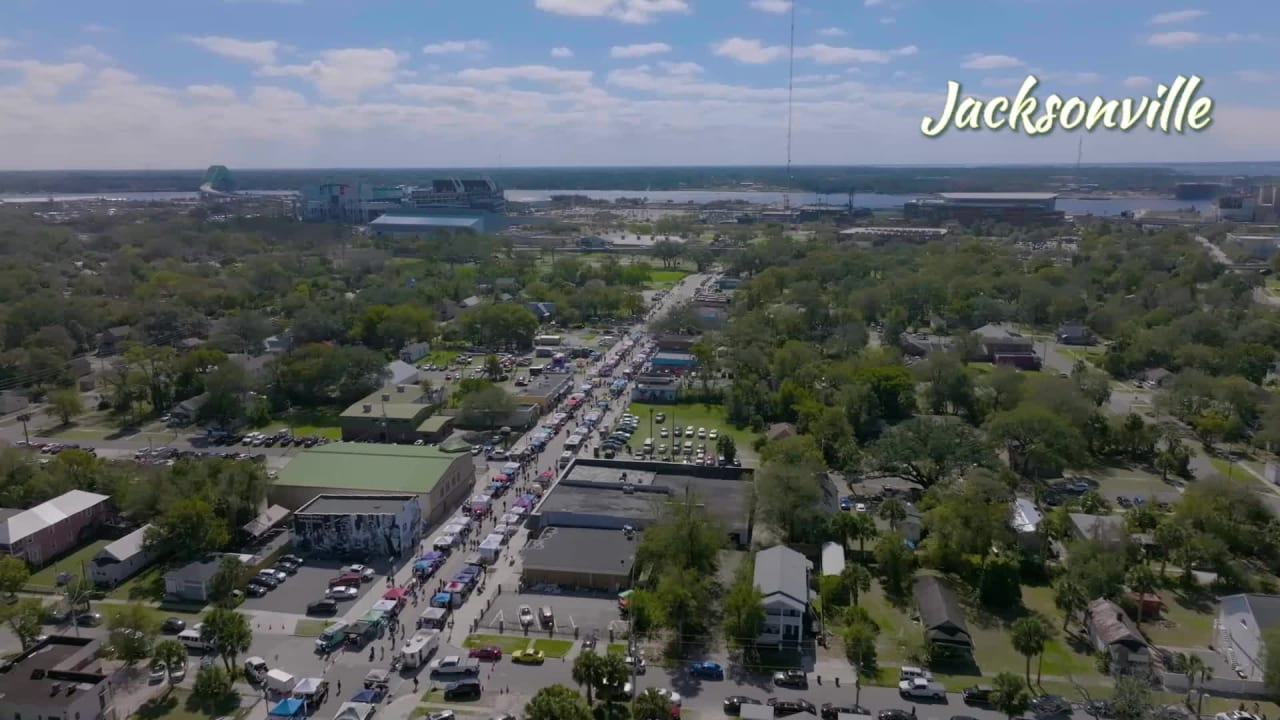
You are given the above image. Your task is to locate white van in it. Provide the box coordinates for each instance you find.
[177,629,210,652]
[899,666,932,681]
[244,657,269,684]
[558,451,573,468]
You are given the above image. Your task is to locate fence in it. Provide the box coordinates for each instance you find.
[1160,672,1271,699]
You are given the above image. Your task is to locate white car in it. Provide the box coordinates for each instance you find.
[258,569,287,583]
[342,564,376,581]
[854,503,868,513]
[656,689,682,706]
[149,662,167,683]
[623,655,647,674]
[168,662,186,682]
[708,430,719,440]
[519,605,534,627]
[899,678,946,699]
[327,585,359,600]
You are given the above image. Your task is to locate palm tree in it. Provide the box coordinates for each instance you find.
[839,563,873,607]
[1126,564,1158,627]
[1053,578,1087,631]
[571,650,605,706]
[836,512,878,558]
[1010,615,1051,687]
[1179,653,1211,707]
[1153,518,1186,578]
[877,498,907,531]
[633,689,673,720]
[151,640,188,696]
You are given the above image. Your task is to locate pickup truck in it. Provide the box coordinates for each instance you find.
[898,678,946,699]
[428,655,481,676]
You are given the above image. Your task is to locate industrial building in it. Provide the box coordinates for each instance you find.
[531,460,753,547]
[300,178,507,233]
[339,383,447,443]
[292,494,421,558]
[521,526,637,592]
[1228,232,1280,261]
[0,637,118,720]
[269,443,473,525]
[904,192,1064,226]
[513,373,575,414]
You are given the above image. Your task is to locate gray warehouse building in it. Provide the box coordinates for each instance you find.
[292,494,422,558]
[531,460,753,547]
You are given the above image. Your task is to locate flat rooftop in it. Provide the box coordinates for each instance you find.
[523,526,636,576]
[275,443,460,494]
[296,494,418,515]
[517,373,573,400]
[341,385,432,420]
[541,463,751,530]
[936,192,1058,201]
[0,637,107,706]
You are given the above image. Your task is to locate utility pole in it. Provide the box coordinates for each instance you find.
[17,413,31,445]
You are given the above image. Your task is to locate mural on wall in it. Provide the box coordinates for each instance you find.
[293,501,421,558]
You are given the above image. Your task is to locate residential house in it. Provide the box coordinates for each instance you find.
[1139,367,1174,388]
[900,332,954,357]
[0,490,111,567]
[263,333,292,354]
[434,300,460,322]
[631,376,679,404]
[459,296,482,310]
[753,545,812,646]
[1069,513,1128,546]
[1085,598,1151,673]
[1011,497,1043,550]
[766,423,796,442]
[89,524,154,587]
[163,552,255,602]
[974,323,1040,369]
[399,342,431,364]
[526,302,556,322]
[170,392,210,424]
[1216,593,1280,681]
[913,575,973,657]
[227,353,273,382]
[1056,323,1094,346]
[386,360,420,386]
[0,636,119,720]
[898,503,924,545]
[96,325,131,355]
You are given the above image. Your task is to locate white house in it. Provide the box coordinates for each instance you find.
[89,524,154,587]
[753,545,811,646]
[1217,593,1280,681]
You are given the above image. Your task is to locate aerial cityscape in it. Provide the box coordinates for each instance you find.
[3,3,1280,720]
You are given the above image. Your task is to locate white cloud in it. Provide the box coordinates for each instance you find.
[714,38,914,65]
[0,59,86,96]
[1145,31,1259,48]
[817,27,846,38]
[658,61,703,75]
[1048,71,1101,85]
[65,45,112,65]
[550,47,575,58]
[1235,70,1274,83]
[185,36,280,65]
[186,84,236,102]
[961,53,1024,70]
[257,48,400,100]
[252,85,307,107]
[1123,75,1153,89]
[749,0,791,14]
[610,43,672,59]
[455,64,594,87]
[864,0,884,5]
[1149,9,1206,25]
[422,40,488,55]
[533,0,690,24]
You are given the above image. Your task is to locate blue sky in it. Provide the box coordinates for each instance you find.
[0,0,1276,168]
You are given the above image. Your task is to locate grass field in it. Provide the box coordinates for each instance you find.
[132,689,242,720]
[623,401,757,456]
[1060,348,1106,365]
[606,642,627,656]
[532,638,575,658]
[108,564,167,602]
[294,619,333,637]
[266,409,343,440]
[28,540,110,588]
[462,633,532,653]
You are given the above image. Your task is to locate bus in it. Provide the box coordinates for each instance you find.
[534,335,562,346]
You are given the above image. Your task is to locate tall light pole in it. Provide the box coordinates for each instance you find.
[17,413,31,445]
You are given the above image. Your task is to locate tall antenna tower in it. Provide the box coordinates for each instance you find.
[1074,135,1084,186]
[783,0,796,211]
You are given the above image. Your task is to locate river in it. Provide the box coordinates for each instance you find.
[0,189,1213,216]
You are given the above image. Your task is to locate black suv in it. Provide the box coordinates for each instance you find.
[443,679,482,701]
[306,599,338,616]
[769,699,816,717]
[772,670,808,689]
[724,696,762,716]
[962,686,992,705]
[823,704,871,720]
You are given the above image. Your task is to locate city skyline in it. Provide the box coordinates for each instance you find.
[1,0,1277,169]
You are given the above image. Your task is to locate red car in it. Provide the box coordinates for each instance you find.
[468,645,502,661]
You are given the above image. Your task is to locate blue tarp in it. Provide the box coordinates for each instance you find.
[351,689,381,703]
[269,699,305,717]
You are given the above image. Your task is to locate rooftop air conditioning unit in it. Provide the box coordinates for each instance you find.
[363,404,373,414]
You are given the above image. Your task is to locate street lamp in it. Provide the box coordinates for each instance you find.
[17,413,31,445]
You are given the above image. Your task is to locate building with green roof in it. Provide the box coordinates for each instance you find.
[269,442,474,524]
[340,384,440,443]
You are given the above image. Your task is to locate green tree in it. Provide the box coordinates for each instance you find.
[151,639,189,695]
[626,589,660,643]
[838,563,872,607]
[1052,577,1088,631]
[48,388,84,425]
[571,650,606,706]
[1181,652,1214,706]
[0,598,45,649]
[144,497,230,561]
[840,610,879,705]
[207,556,248,609]
[525,684,592,720]
[64,575,94,613]
[722,561,766,652]
[877,498,907,531]
[459,384,517,430]
[832,511,878,558]
[1011,614,1052,687]
[990,671,1031,720]
[872,532,915,598]
[1109,675,1154,720]
[634,688,674,720]
[484,354,503,381]
[1126,564,1158,627]
[985,404,1087,479]
[716,434,737,464]
[0,555,31,597]
[200,608,253,672]
[756,459,823,543]
[870,416,998,488]
[107,603,159,665]
[190,665,234,711]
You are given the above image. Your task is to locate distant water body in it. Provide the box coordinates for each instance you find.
[0,189,1212,216]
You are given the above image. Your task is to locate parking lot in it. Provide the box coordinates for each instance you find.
[480,592,625,638]
[239,562,382,614]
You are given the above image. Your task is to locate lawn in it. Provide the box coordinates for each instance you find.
[426,350,462,366]
[1060,348,1105,365]
[109,564,168,602]
[648,269,690,284]
[623,401,758,457]
[859,582,913,666]
[1140,588,1217,647]
[98,602,205,628]
[606,642,628,656]
[266,409,343,441]
[462,633,531,653]
[28,540,110,588]
[1208,457,1259,487]
[294,619,333,637]
[532,638,575,658]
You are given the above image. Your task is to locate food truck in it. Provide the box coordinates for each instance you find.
[417,606,450,630]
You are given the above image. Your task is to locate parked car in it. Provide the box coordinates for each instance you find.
[327,585,359,600]
[723,696,763,716]
[822,704,871,720]
[168,662,186,682]
[772,670,808,689]
[259,568,287,583]
[161,617,187,634]
[76,612,103,627]
[878,711,914,720]
[1030,695,1072,717]
[329,573,363,588]
[768,698,817,717]
[687,661,724,679]
[962,686,992,705]
[899,677,946,699]
[510,649,546,665]
[307,599,339,616]
[149,661,167,683]
[341,564,376,581]
[443,679,482,701]
[518,605,534,627]
[245,583,268,598]
[468,645,502,661]
[252,573,279,589]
